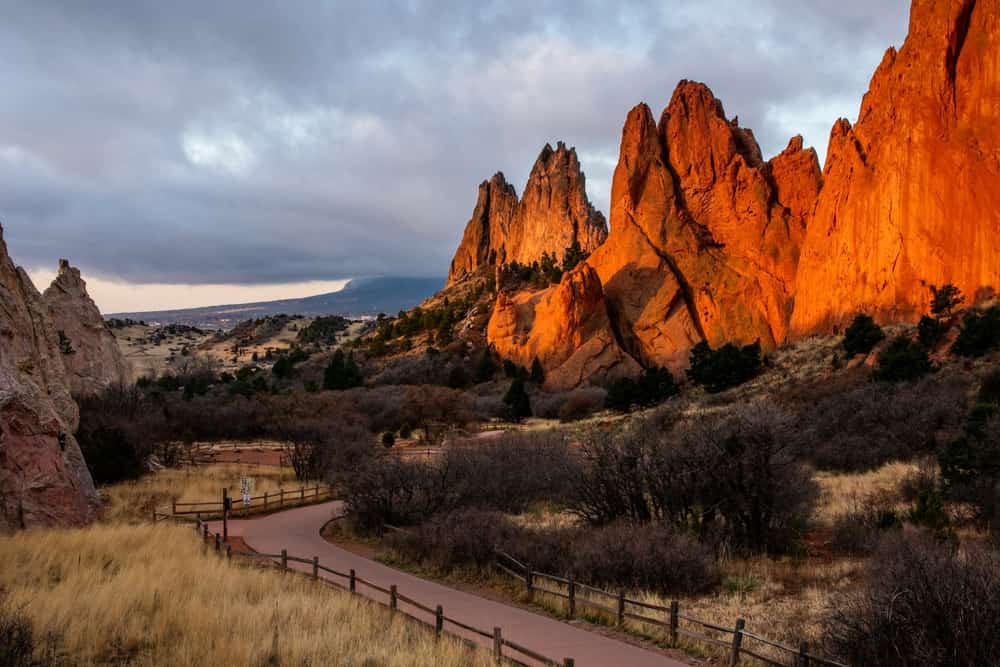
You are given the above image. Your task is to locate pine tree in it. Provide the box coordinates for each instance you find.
[503,378,532,422]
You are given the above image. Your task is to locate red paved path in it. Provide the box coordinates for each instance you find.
[211,501,686,667]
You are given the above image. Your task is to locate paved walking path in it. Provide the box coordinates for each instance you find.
[210,501,686,667]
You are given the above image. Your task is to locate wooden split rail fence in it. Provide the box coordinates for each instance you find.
[192,518,573,667]
[494,552,848,667]
[169,484,335,518]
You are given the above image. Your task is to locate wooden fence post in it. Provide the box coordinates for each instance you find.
[280,488,284,507]
[300,486,304,500]
[568,578,576,619]
[349,569,356,593]
[202,524,208,542]
[214,533,220,552]
[195,517,201,533]
[226,545,232,560]
[314,485,319,498]
[617,590,625,626]
[264,492,268,510]
[798,642,810,667]
[435,605,443,638]
[729,618,745,666]
[312,556,319,580]
[390,585,398,611]
[222,488,229,541]
[171,500,176,516]
[563,660,574,667]
[493,627,502,662]
[526,567,533,600]
[281,549,288,571]
[669,600,679,647]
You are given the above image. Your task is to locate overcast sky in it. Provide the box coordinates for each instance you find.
[2,1,910,312]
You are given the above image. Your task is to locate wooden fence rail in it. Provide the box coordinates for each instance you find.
[194,517,572,667]
[170,484,334,517]
[494,552,848,667]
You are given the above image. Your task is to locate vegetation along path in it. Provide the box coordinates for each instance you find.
[211,501,686,667]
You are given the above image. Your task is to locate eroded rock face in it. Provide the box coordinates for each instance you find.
[791,0,1000,334]
[0,228,101,529]
[487,263,640,390]
[447,142,608,286]
[43,260,131,396]
[588,82,820,370]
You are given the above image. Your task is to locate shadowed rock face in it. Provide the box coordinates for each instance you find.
[0,227,101,529]
[587,81,820,371]
[446,142,608,286]
[43,259,131,396]
[791,0,1000,334]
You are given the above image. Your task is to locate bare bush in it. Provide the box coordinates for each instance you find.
[343,431,578,533]
[570,404,816,554]
[0,598,33,667]
[793,372,971,471]
[825,533,1000,666]
[569,522,718,594]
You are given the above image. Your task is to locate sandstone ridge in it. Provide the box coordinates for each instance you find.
[447,142,608,287]
[0,227,101,528]
[43,259,131,396]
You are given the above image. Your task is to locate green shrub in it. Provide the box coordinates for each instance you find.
[323,349,362,390]
[686,341,762,393]
[917,314,946,349]
[503,378,532,422]
[931,283,964,318]
[605,366,679,412]
[872,336,932,382]
[951,306,1000,357]
[842,313,885,356]
[381,431,396,448]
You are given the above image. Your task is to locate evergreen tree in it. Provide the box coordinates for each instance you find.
[503,378,532,422]
[842,313,885,356]
[930,283,964,318]
[530,357,545,384]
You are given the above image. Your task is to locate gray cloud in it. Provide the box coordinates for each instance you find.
[0,1,909,285]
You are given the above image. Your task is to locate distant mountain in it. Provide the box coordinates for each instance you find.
[109,276,444,329]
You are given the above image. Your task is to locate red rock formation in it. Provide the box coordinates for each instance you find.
[447,142,607,286]
[791,0,1000,333]
[587,82,820,370]
[0,227,101,528]
[487,263,640,390]
[43,259,131,396]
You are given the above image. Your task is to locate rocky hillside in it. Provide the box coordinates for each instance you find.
[43,259,131,396]
[0,227,101,528]
[447,142,608,287]
[444,0,999,389]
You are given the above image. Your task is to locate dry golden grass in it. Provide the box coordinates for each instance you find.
[100,463,307,523]
[0,522,490,666]
[812,460,920,525]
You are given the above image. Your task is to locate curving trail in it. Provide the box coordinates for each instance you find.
[210,501,687,667]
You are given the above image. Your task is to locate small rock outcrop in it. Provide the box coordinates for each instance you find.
[791,0,1000,333]
[447,142,608,286]
[43,259,131,396]
[487,263,640,390]
[0,227,101,528]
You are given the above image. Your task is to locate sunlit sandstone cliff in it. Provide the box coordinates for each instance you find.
[791,0,1000,334]
[470,0,999,385]
[447,142,608,287]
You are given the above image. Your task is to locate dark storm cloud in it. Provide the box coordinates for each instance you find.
[0,1,910,284]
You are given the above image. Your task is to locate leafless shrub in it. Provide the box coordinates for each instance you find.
[570,404,817,554]
[825,533,1000,666]
[0,597,33,667]
[792,372,970,471]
